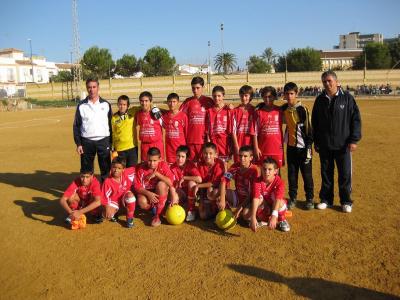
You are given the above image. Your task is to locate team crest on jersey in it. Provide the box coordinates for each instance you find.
[201,107,205,112]
[275,115,278,121]
[174,121,179,127]
[340,104,345,109]
[223,116,227,122]
[150,119,154,124]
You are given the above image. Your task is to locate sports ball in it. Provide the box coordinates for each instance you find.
[166,205,186,225]
[215,209,236,230]
[71,214,87,230]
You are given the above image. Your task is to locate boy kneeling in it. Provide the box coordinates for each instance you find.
[60,169,102,227]
[134,147,174,227]
[102,157,136,228]
[250,158,290,232]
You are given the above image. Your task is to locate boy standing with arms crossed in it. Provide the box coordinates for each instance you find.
[162,93,188,164]
[180,77,214,162]
[135,91,164,162]
[281,82,314,210]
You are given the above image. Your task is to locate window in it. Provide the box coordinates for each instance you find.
[7,68,15,82]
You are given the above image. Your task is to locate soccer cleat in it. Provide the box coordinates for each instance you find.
[127,218,134,228]
[186,210,196,222]
[151,216,161,227]
[278,220,291,232]
[110,216,118,222]
[94,215,104,224]
[305,200,315,210]
[317,202,328,210]
[342,204,352,213]
[151,206,157,216]
[65,217,72,224]
[288,199,296,210]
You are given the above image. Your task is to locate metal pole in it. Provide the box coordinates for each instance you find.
[220,23,224,55]
[285,56,288,84]
[28,38,34,82]
[208,41,211,72]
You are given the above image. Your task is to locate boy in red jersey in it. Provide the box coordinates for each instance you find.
[134,147,174,227]
[162,93,188,164]
[190,142,226,220]
[60,169,102,225]
[252,86,284,167]
[135,91,164,162]
[250,158,290,233]
[169,145,202,214]
[102,157,136,228]
[180,76,214,161]
[219,146,259,220]
[206,85,232,162]
[232,85,255,162]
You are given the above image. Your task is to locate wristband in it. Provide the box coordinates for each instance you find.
[271,210,278,217]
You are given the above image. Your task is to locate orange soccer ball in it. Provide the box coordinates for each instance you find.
[71,214,87,230]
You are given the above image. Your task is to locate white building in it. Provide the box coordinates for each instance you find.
[178,64,212,75]
[320,49,363,71]
[0,48,72,97]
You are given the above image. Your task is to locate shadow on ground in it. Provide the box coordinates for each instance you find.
[227,264,399,300]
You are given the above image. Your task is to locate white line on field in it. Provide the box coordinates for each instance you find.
[0,118,61,129]
[363,113,400,119]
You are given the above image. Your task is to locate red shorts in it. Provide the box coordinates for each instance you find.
[69,196,99,216]
[141,141,164,161]
[257,154,284,168]
[188,144,203,162]
[256,202,287,222]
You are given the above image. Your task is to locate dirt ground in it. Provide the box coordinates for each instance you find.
[0,99,399,299]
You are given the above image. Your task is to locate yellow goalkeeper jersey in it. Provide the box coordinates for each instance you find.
[111,106,140,151]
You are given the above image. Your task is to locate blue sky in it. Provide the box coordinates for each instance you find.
[1,0,399,67]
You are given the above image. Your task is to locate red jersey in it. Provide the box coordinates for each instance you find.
[222,162,258,200]
[135,110,163,143]
[252,175,285,206]
[162,111,188,163]
[252,106,283,155]
[197,158,225,187]
[170,161,201,188]
[206,105,232,158]
[101,167,135,207]
[63,176,101,207]
[232,105,255,147]
[134,161,174,191]
[180,95,214,144]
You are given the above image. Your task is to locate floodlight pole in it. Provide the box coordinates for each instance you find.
[220,23,224,55]
[28,38,34,82]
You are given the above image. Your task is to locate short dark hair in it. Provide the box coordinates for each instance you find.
[112,156,126,168]
[262,157,278,169]
[80,168,94,175]
[321,70,337,80]
[117,95,130,106]
[147,147,161,157]
[139,91,153,102]
[283,82,298,93]
[167,93,179,101]
[176,145,190,158]
[202,142,217,152]
[239,145,253,155]
[86,78,99,86]
[191,76,205,86]
[239,85,254,99]
[260,86,277,98]
[212,85,225,95]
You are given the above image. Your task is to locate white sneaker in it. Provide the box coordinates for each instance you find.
[317,202,328,210]
[186,210,196,222]
[342,204,352,213]
[278,220,291,232]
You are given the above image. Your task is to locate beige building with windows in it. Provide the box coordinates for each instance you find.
[320,49,363,71]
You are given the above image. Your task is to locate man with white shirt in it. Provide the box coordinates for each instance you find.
[73,78,112,183]
[312,71,361,213]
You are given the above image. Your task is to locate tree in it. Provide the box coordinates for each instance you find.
[354,42,391,70]
[275,47,322,72]
[115,54,138,77]
[388,40,400,68]
[214,52,237,74]
[142,46,176,76]
[261,47,277,65]
[50,70,73,82]
[81,46,115,79]
[246,55,271,73]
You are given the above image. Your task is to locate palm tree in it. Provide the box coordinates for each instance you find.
[261,47,277,65]
[214,52,237,74]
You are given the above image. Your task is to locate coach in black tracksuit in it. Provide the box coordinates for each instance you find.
[312,71,361,213]
[73,78,112,183]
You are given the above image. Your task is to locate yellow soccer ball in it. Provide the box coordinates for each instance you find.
[215,209,236,230]
[166,205,186,225]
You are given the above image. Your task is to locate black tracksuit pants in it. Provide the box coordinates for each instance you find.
[287,146,314,201]
[318,147,352,205]
[117,147,138,168]
[81,137,111,183]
